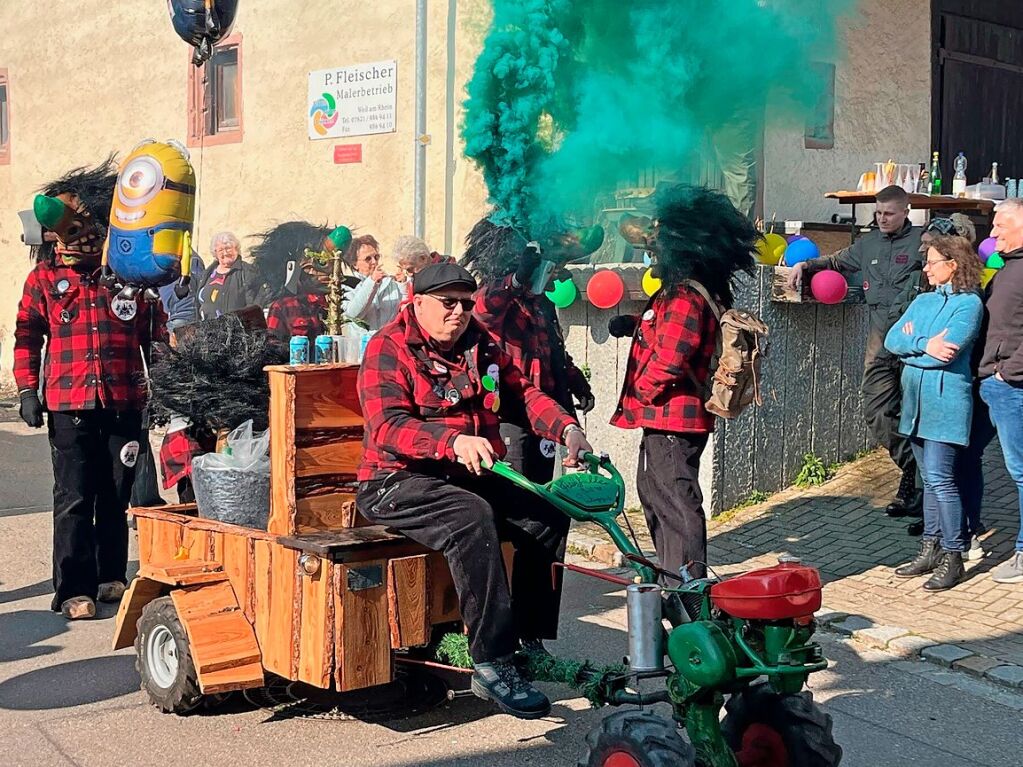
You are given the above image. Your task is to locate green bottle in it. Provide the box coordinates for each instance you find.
[929,151,942,195]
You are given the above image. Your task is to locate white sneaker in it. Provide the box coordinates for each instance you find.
[991,552,1023,584]
[967,536,984,562]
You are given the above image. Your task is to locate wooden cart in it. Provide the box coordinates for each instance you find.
[112,363,469,713]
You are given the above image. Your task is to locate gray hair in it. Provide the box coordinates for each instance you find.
[995,198,1023,215]
[392,235,431,265]
[210,231,241,252]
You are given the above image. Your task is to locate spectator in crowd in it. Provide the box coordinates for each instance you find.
[342,234,403,330]
[886,235,984,590]
[919,216,991,555]
[788,185,925,526]
[194,232,264,321]
[158,250,205,338]
[978,198,1023,584]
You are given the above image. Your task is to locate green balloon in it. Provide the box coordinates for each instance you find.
[328,225,353,251]
[482,375,496,392]
[545,277,578,308]
[986,252,1005,269]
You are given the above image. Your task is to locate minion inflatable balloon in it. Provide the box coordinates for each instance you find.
[103,140,196,298]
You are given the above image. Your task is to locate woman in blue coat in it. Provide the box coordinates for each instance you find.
[885,235,984,590]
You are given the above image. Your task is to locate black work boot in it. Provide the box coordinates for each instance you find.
[471,657,551,719]
[895,538,941,577]
[923,550,965,591]
[886,471,923,517]
[907,519,924,536]
[519,638,554,660]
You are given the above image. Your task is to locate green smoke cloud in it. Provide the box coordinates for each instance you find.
[462,0,857,236]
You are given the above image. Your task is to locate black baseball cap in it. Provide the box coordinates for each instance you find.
[413,263,477,295]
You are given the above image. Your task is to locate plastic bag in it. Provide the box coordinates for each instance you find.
[191,420,270,529]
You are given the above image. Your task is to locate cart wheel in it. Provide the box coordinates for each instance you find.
[721,684,842,767]
[579,710,697,767]
[135,596,203,714]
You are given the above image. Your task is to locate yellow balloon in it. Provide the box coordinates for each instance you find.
[757,233,787,265]
[642,267,662,296]
[981,267,997,289]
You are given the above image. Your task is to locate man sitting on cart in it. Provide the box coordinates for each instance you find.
[356,262,591,720]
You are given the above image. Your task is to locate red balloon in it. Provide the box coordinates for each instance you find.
[587,269,625,309]
[810,269,848,305]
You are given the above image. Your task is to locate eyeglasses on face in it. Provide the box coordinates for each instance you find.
[427,294,475,312]
[924,257,952,266]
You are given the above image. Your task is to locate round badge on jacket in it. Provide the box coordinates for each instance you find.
[111,296,138,322]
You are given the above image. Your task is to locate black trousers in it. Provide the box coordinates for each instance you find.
[500,422,556,484]
[48,409,142,610]
[636,430,710,582]
[862,329,917,479]
[356,469,570,663]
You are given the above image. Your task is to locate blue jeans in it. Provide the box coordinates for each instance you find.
[910,438,967,552]
[979,376,1023,552]
[959,388,995,537]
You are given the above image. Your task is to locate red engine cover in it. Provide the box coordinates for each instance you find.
[710,563,822,620]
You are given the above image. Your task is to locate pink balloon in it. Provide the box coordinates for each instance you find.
[810,269,848,305]
[587,270,625,309]
[978,237,997,261]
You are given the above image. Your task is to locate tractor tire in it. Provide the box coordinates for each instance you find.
[720,684,842,767]
[579,710,697,767]
[135,596,203,714]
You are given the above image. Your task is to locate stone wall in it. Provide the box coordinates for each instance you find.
[559,265,873,514]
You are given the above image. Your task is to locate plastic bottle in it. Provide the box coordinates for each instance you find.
[952,152,968,198]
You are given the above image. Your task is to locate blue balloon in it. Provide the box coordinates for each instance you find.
[783,237,820,266]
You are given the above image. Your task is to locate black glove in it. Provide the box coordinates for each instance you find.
[575,392,596,415]
[513,243,542,288]
[608,315,638,338]
[19,390,44,428]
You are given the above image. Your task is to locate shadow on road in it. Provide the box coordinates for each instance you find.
[0,609,67,663]
[0,578,51,605]
[0,655,138,710]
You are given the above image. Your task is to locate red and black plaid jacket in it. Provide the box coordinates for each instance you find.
[474,274,590,411]
[14,258,167,412]
[357,306,578,481]
[612,284,718,433]
[266,293,327,341]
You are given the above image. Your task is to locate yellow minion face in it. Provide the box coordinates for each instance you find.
[107,139,196,287]
[113,140,195,232]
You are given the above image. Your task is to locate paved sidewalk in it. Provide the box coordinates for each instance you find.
[569,442,1023,678]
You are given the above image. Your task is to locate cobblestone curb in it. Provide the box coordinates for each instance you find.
[566,526,1023,693]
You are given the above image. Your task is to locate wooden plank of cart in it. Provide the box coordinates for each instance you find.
[825,191,996,242]
[111,363,478,713]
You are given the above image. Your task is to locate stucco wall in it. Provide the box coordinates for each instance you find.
[763,0,931,224]
[559,265,872,514]
[0,1,490,389]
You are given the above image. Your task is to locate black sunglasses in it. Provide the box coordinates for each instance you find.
[428,295,475,312]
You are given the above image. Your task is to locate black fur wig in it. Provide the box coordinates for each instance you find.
[32,156,118,264]
[148,314,288,435]
[651,185,758,309]
[460,217,529,283]
[250,220,334,301]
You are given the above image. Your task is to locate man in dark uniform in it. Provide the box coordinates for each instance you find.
[789,184,924,522]
[356,263,591,720]
[14,160,167,620]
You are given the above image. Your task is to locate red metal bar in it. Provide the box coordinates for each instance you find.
[553,561,633,589]
[395,657,474,675]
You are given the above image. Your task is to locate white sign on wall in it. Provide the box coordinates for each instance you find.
[307,60,397,140]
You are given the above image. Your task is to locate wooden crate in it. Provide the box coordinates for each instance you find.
[265,363,366,536]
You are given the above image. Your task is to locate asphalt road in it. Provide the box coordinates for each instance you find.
[1,416,1019,766]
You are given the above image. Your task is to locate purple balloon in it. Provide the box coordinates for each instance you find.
[786,234,807,244]
[979,237,997,260]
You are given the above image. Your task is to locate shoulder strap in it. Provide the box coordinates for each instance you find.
[684,279,723,322]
